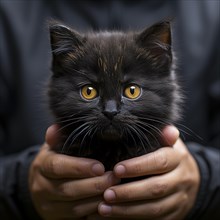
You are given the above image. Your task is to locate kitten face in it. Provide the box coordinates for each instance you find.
[48,21,181,162]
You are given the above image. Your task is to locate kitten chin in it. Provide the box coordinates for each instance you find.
[97,122,123,140]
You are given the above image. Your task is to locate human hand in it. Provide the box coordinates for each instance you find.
[29,125,120,220]
[97,125,200,220]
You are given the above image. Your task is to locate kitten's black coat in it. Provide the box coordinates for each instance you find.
[48,21,182,171]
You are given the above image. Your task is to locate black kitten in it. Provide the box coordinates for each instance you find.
[48,21,182,171]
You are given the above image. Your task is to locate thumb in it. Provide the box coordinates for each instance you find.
[45,124,61,149]
[160,125,179,146]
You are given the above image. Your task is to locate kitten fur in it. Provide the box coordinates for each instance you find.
[48,21,182,171]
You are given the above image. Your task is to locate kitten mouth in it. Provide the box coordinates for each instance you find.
[99,124,122,140]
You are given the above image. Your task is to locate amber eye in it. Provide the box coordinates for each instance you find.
[124,85,141,99]
[81,85,98,100]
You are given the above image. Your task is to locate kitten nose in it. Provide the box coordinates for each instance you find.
[102,100,120,120]
[103,110,118,120]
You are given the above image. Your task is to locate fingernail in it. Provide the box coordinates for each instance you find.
[115,164,126,176]
[104,189,116,202]
[169,126,179,136]
[92,163,105,176]
[99,204,112,216]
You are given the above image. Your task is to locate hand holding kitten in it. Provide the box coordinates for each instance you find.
[29,125,120,219]
[96,126,200,220]
[29,125,200,220]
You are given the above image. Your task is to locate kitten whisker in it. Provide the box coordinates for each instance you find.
[125,127,138,147]
[137,116,170,126]
[138,115,203,143]
[80,124,94,146]
[56,116,96,133]
[86,124,98,153]
[174,122,204,142]
[135,122,161,147]
[56,115,96,125]
[53,112,80,121]
[78,125,94,156]
[133,124,152,152]
[136,120,163,136]
[127,124,148,154]
[61,122,91,153]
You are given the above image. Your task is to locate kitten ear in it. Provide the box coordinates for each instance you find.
[136,21,171,55]
[49,21,85,55]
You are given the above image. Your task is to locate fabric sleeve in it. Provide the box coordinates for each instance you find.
[186,143,220,220]
[0,146,42,220]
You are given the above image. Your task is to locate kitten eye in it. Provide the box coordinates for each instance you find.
[124,85,141,99]
[81,85,98,100]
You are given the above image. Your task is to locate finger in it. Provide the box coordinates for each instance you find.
[114,147,181,178]
[41,153,105,178]
[173,138,188,153]
[45,124,61,147]
[40,196,102,219]
[103,172,179,203]
[160,125,179,146]
[51,172,120,201]
[33,171,119,201]
[99,192,184,219]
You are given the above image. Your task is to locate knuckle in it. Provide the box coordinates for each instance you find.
[94,180,106,193]
[58,182,73,197]
[94,174,116,193]
[32,157,42,171]
[31,181,41,194]
[31,177,44,195]
[46,156,62,175]
[183,173,193,185]
[180,164,197,187]
[151,204,162,216]
[181,193,188,203]
[151,182,168,197]
[156,150,169,171]
[182,174,198,193]
[179,148,188,160]
[31,179,50,198]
